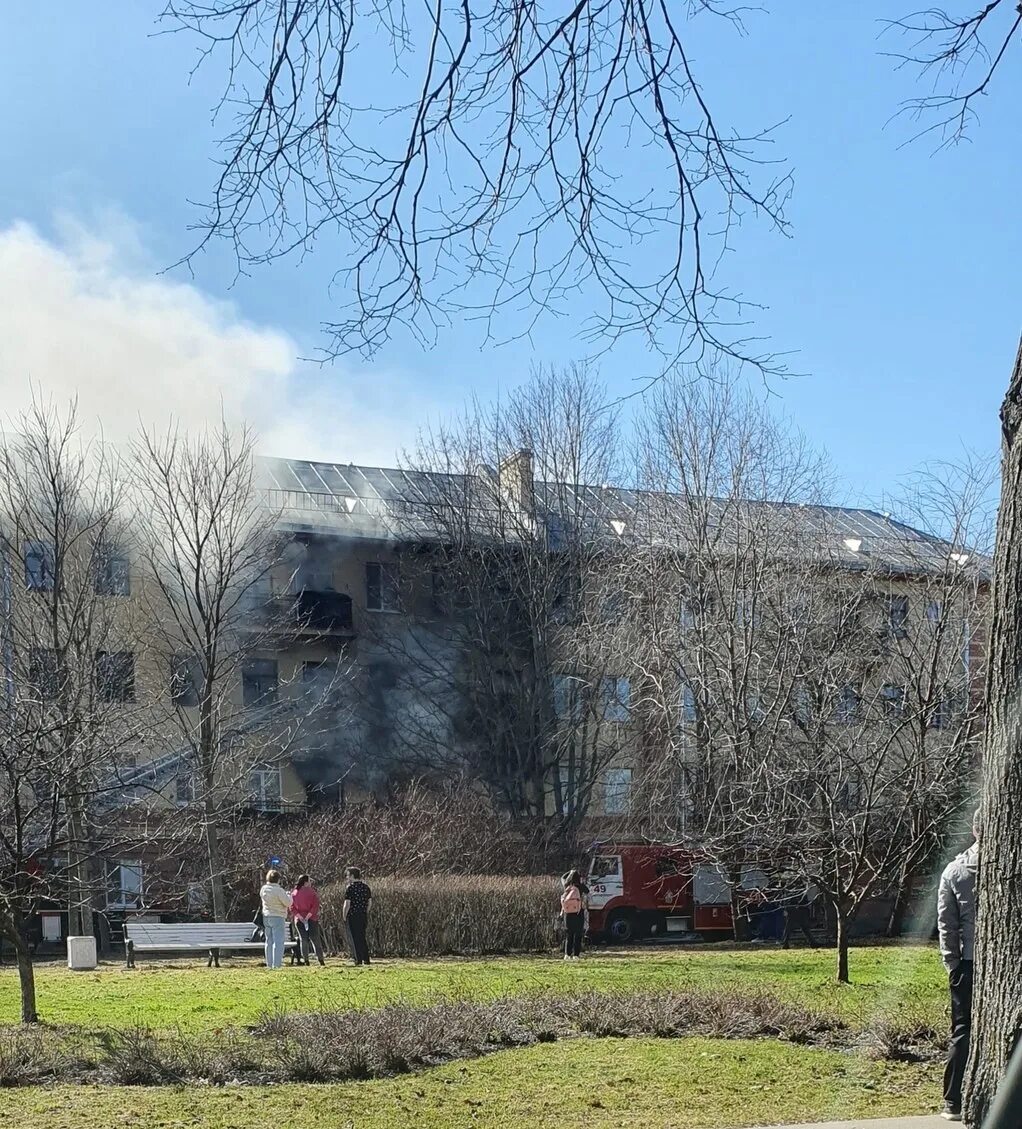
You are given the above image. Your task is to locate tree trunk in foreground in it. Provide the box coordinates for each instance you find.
[835,905,850,984]
[965,338,1022,1127]
[16,938,37,1024]
[204,805,227,922]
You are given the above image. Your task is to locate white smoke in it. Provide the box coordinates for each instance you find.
[0,216,424,465]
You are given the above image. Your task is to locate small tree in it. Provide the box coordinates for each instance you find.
[0,401,152,1021]
[131,422,325,920]
[360,363,629,830]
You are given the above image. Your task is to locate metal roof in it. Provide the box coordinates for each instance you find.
[259,457,988,577]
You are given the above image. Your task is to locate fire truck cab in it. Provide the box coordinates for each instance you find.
[585,842,736,943]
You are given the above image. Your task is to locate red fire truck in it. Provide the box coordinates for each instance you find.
[585,842,761,943]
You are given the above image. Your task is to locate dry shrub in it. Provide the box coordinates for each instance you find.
[320,874,559,957]
[96,1025,180,1086]
[862,1013,943,1061]
[0,1028,69,1087]
[226,782,569,914]
[170,1029,264,1083]
[16,987,844,1088]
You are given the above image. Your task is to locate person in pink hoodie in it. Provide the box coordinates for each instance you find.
[290,874,326,966]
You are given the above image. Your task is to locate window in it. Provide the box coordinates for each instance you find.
[170,655,201,707]
[552,673,581,721]
[882,684,906,718]
[551,574,580,624]
[926,600,942,626]
[95,550,130,596]
[834,683,861,724]
[655,855,683,878]
[600,590,626,623]
[242,659,278,708]
[601,676,631,722]
[106,860,143,909]
[95,651,135,703]
[302,659,338,703]
[558,764,578,813]
[589,855,622,880]
[604,768,633,814]
[186,882,208,910]
[679,599,697,634]
[746,692,765,723]
[24,540,54,591]
[929,697,955,731]
[366,562,400,612]
[248,764,282,811]
[175,769,197,806]
[887,595,909,640]
[792,683,813,725]
[29,648,59,701]
[681,683,697,723]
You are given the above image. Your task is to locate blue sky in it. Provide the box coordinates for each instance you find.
[0,3,1017,503]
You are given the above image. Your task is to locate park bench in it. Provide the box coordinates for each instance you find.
[124,921,297,968]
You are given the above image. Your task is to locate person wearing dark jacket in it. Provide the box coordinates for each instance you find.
[936,809,981,1122]
[342,866,373,966]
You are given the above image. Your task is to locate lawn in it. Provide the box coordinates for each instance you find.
[1,1037,941,1129]
[0,945,949,1129]
[0,944,946,1032]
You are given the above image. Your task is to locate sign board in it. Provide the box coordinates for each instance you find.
[268,856,282,869]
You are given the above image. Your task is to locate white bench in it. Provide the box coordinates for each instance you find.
[124,921,297,968]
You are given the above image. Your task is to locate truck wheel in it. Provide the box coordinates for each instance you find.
[606,910,635,944]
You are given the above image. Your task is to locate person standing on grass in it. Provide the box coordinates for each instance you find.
[560,869,588,960]
[260,868,292,970]
[342,866,372,966]
[936,808,981,1122]
[291,874,326,966]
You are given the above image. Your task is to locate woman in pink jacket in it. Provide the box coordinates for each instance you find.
[290,874,326,966]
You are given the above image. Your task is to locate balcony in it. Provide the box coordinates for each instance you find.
[289,590,355,636]
[239,587,355,640]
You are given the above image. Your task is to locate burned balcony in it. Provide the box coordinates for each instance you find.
[289,589,355,636]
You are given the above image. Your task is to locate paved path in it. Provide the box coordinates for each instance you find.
[753,1118,948,1129]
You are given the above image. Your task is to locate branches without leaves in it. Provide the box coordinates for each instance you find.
[162,0,791,369]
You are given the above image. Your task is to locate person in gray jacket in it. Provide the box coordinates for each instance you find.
[936,809,980,1121]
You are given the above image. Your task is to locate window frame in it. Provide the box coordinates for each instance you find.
[600,675,631,723]
[242,658,279,708]
[28,647,60,701]
[603,766,633,815]
[106,859,143,909]
[248,764,283,812]
[24,540,55,591]
[95,651,136,703]
[887,594,910,640]
[95,551,131,597]
[365,561,401,613]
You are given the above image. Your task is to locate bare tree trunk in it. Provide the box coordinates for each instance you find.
[886,864,913,938]
[835,904,850,984]
[66,799,92,938]
[15,937,37,1024]
[203,803,227,922]
[965,339,1022,1126]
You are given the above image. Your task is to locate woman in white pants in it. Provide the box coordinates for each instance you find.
[259,869,293,969]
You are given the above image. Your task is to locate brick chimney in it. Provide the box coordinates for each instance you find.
[498,448,535,515]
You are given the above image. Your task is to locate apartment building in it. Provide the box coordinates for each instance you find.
[2,451,987,930]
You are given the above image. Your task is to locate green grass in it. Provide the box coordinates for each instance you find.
[0,1037,941,1128]
[0,945,946,1032]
